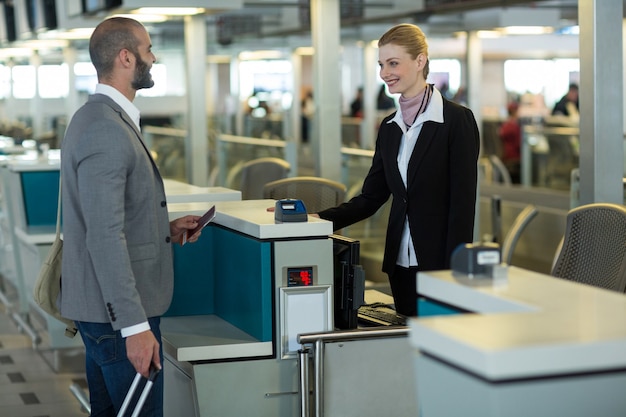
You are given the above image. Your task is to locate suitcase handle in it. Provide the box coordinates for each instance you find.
[117,365,161,417]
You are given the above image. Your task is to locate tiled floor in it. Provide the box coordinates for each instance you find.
[0,303,89,417]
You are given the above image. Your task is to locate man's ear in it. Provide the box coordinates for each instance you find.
[119,49,133,67]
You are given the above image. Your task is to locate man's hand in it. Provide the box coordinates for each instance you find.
[170,215,201,245]
[126,330,161,378]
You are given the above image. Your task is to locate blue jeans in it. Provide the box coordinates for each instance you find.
[76,317,164,417]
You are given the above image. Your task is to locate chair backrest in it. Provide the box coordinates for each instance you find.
[488,154,513,186]
[501,204,538,265]
[263,176,347,213]
[551,203,626,292]
[238,157,291,200]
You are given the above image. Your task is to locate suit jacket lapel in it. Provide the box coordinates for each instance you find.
[124,113,164,182]
[97,94,163,180]
[385,125,407,193]
[407,121,437,187]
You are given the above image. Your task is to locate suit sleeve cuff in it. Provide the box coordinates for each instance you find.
[121,321,150,338]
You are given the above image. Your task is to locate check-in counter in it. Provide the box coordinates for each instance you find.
[1,157,93,356]
[0,161,242,352]
[0,158,17,287]
[0,157,61,315]
[409,267,626,416]
[164,200,334,417]
[163,178,241,203]
[0,156,78,355]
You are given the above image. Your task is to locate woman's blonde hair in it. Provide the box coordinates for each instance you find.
[378,23,429,79]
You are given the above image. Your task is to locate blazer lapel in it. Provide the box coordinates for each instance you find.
[104,96,164,182]
[407,121,437,186]
[126,116,163,182]
[385,126,407,193]
[113,104,161,175]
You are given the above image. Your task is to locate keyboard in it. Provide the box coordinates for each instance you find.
[357,304,407,326]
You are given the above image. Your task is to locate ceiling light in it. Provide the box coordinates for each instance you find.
[114,13,169,23]
[7,39,70,51]
[207,55,231,64]
[477,30,501,39]
[239,50,284,60]
[500,26,554,35]
[0,48,32,58]
[44,28,95,40]
[295,47,314,56]
[133,7,206,16]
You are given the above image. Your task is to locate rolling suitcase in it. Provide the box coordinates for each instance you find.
[117,366,161,417]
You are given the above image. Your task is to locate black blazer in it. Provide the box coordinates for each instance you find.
[319,97,479,274]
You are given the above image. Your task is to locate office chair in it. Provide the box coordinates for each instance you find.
[236,157,291,200]
[488,154,513,186]
[551,203,626,292]
[263,176,347,213]
[501,204,538,265]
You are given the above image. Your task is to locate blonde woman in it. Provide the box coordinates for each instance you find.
[317,24,479,316]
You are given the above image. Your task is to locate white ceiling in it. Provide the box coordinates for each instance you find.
[1,0,593,61]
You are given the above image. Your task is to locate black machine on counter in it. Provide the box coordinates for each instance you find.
[331,235,365,329]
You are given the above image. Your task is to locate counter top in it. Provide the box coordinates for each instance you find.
[409,267,626,381]
[162,315,272,362]
[14,226,58,244]
[168,199,333,240]
[5,157,60,171]
[163,179,241,203]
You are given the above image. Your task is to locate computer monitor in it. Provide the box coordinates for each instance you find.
[331,234,365,330]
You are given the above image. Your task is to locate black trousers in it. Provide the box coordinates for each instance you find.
[388,266,419,317]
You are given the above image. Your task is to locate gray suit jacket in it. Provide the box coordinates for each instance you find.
[60,93,174,330]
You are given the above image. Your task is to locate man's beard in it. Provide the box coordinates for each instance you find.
[131,53,154,90]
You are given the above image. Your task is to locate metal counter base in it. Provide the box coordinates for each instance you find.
[416,352,626,417]
[298,326,417,417]
[163,330,299,417]
[162,314,295,417]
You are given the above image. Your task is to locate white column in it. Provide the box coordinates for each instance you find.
[289,50,303,144]
[466,31,483,242]
[578,0,623,204]
[5,60,16,122]
[466,31,482,141]
[63,47,80,127]
[184,14,208,186]
[623,19,626,177]
[362,43,378,149]
[230,56,242,136]
[30,51,43,139]
[311,0,342,180]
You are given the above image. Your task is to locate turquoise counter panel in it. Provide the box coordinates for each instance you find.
[168,228,217,316]
[213,227,272,342]
[166,226,273,342]
[418,297,464,317]
[20,171,60,226]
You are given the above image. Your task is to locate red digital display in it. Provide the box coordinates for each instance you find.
[288,267,314,287]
